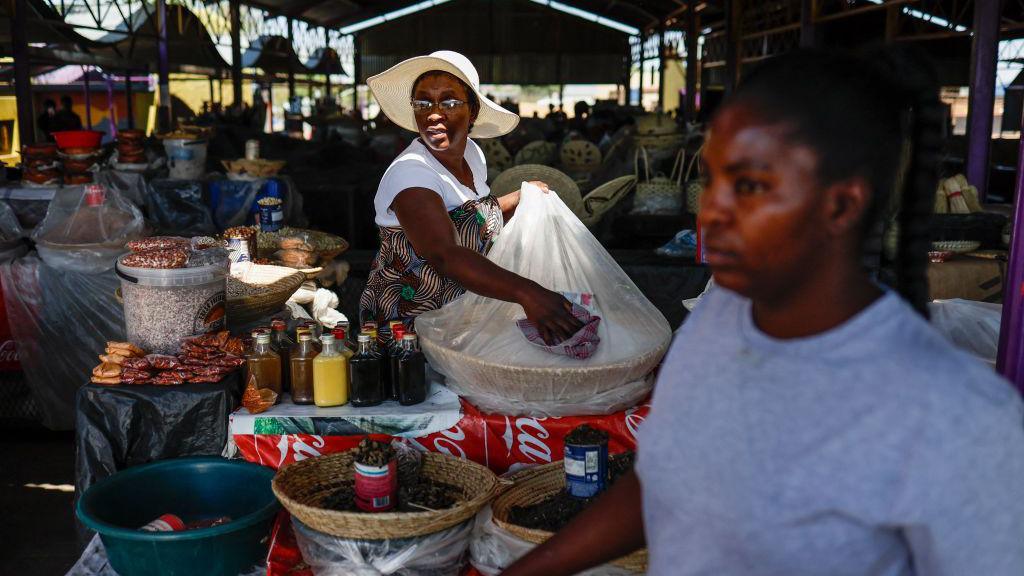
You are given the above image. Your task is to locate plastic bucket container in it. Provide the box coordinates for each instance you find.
[77,457,279,576]
[116,257,227,354]
[163,138,208,180]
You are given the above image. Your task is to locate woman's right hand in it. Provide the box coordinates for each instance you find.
[517,282,584,345]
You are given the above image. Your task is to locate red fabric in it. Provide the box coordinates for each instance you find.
[0,276,20,371]
[250,398,650,574]
[516,303,601,359]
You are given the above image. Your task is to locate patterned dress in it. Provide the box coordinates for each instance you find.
[360,196,504,326]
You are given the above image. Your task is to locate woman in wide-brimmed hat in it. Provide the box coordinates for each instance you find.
[360,51,581,342]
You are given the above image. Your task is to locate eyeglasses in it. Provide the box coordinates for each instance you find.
[410,99,467,114]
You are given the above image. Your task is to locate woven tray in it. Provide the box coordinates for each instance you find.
[257,227,350,263]
[492,461,647,572]
[227,263,306,324]
[273,451,499,540]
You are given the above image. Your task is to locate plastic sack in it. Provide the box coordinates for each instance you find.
[67,534,266,576]
[209,177,307,230]
[145,179,217,236]
[416,183,671,417]
[0,199,25,241]
[292,517,471,576]
[469,507,638,576]
[1,254,124,429]
[928,299,1002,368]
[94,169,147,208]
[31,185,144,274]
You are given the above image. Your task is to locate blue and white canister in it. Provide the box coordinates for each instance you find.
[564,438,608,498]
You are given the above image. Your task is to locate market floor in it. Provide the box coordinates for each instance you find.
[1,425,81,575]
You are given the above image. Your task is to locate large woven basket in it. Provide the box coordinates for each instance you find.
[492,462,647,572]
[227,263,306,324]
[273,451,500,539]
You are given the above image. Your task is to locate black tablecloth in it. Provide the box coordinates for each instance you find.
[74,374,242,498]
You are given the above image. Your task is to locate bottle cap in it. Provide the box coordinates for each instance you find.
[272,319,286,330]
[357,334,371,343]
[320,334,335,343]
[256,333,272,344]
[297,332,312,342]
[402,334,418,341]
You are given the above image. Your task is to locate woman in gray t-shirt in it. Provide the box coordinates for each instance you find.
[501,48,1024,576]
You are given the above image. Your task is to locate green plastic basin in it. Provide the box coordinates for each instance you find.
[76,457,279,576]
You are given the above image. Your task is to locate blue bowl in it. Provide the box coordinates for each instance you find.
[76,457,279,576]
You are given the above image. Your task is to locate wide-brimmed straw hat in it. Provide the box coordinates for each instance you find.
[367,50,520,139]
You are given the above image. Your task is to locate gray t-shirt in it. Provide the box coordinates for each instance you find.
[637,288,1024,575]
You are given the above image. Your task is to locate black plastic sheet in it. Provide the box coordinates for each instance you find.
[1,255,124,430]
[74,374,241,499]
[145,179,217,236]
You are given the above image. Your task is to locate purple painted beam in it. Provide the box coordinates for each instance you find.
[157,0,170,131]
[996,110,1024,394]
[964,0,1000,202]
[83,66,92,129]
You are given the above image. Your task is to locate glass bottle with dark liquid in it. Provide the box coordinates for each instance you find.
[387,324,406,402]
[349,334,383,407]
[289,332,318,405]
[246,332,281,397]
[397,334,427,406]
[271,319,293,394]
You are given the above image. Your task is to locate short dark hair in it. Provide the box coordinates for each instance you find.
[724,47,942,316]
[60,96,73,108]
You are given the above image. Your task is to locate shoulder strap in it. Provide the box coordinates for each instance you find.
[634,146,651,183]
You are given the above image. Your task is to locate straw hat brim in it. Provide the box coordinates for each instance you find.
[368,55,520,139]
[491,164,582,215]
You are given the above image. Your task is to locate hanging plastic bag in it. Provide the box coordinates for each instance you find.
[928,299,1002,368]
[469,506,639,576]
[31,184,144,274]
[145,179,217,236]
[416,183,671,417]
[292,517,471,576]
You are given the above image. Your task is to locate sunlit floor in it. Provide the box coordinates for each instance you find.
[0,427,80,575]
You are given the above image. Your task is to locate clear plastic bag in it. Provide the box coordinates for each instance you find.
[31,185,144,274]
[416,183,671,417]
[469,507,639,576]
[292,517,471,576]
[94,169,148,208]
[928,299,1002,368]
[0,199,25,242]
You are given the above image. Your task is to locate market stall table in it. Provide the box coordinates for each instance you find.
[75,373,242,500]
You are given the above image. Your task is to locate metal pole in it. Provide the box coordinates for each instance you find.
[996,104,1024,393]
[208,77,215,110]
[106,72,116,139]
[287,18,296,102]
[623,36,632,107]
[800,0,817,48]
[658,25,666,112]
[11,0,34,145]
[640,35,647,108]
[156,0,170,131]
[124,70,134,129]
[964,0,1001,201]
[266,82,273,133]
[83,66,92,129]
[230,0,243,108]
[685,4,698,124]
[352,33,360,114]
[725,0,740,95]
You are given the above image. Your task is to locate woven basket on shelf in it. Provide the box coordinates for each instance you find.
[257,227,350,263]
[580,175,636,228]
[273,451,500,540]
[514,141,557,166]
[490,164,583,218]
[491,462,648,573]
[479,138,513,172]
[227,263,306,324]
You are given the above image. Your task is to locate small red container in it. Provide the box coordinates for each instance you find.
[52,130,103,149]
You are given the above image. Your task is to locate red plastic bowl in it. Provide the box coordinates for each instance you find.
[52,130,103,149]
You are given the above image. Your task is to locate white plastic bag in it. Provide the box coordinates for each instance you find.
[469,507,639,576]
[292,518,471,576]
[928,298,1002,368]
[416,183,671,416]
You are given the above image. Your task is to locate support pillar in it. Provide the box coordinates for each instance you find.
[287,18,296,102]
[124,71,134,129]
[640,35,647,107]
[800,0,817,48]
[83,66,92,129]
[685,3,698,124]
[964,0,1000,201]
[996,106,1024,394]
[11,0,33,146]
[725,0,740,95]
[208,77,215,110]
[885,3,899,41]
[657,25,666,112]
[230,0,243,108]
[156,0,170,131]
[352,34,361,115]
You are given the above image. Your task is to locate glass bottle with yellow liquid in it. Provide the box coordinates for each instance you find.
[313,334,349,407]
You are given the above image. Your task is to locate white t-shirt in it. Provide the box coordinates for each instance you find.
[374,138,490,227]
